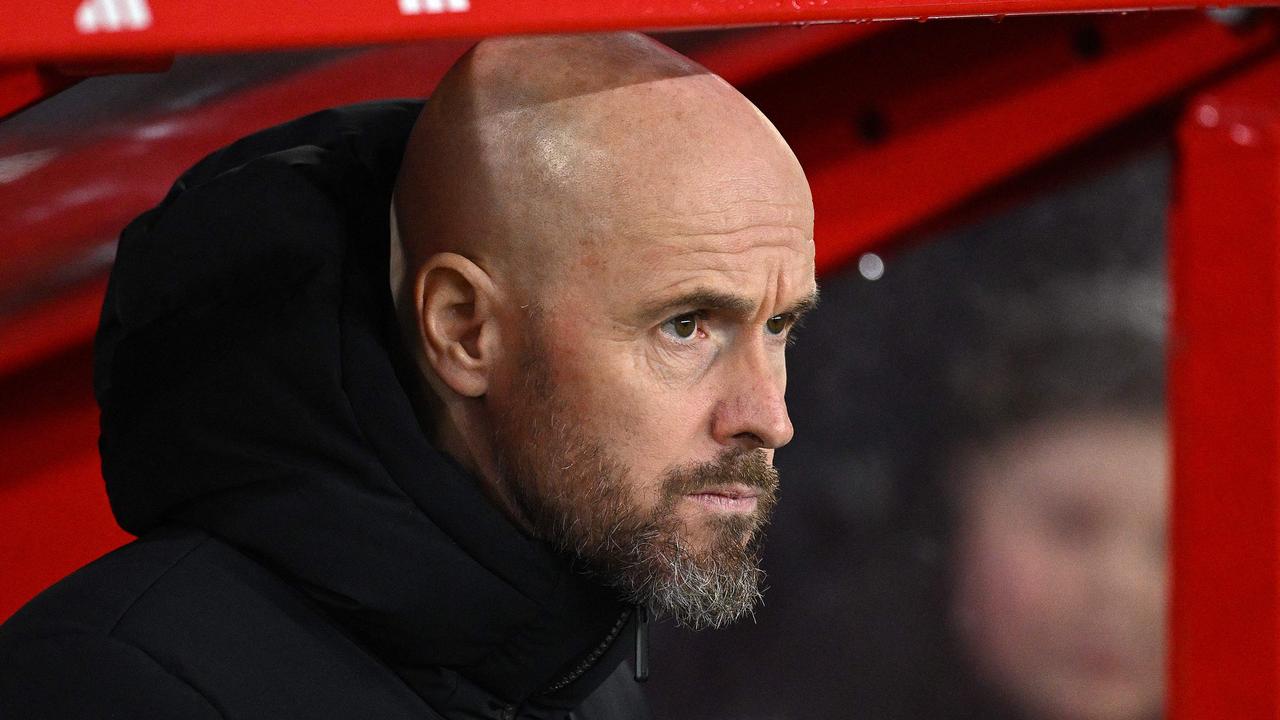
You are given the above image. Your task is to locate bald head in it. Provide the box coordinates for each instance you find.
[391,32,811,303]
[391,35,815,620]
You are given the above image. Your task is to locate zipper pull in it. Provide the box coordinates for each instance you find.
[633,604,649,683]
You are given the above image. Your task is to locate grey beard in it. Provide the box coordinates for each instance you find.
[607,514,768,630]
[492,324,777,630]
[518,442,776,630]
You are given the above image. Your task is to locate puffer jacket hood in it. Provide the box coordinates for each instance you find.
[92,99,636,718]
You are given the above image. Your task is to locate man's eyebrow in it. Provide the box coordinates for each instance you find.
[642,289,756,320]
[641,287,820,321]
[785,288,820,321]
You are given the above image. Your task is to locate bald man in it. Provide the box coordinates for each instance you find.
[0,33,816,720]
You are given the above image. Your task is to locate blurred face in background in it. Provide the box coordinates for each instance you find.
[951,412,1167,720]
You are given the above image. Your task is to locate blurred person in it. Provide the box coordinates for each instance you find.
[939,271,1167,720]
[0,33,816,720]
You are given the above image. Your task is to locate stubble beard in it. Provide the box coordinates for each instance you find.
[491,332,779,630]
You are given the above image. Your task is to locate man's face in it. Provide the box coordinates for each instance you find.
[488,158,816,628]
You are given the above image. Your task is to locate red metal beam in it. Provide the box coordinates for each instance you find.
[0,278,107,378]
[1169,53,1280,720]
[0,66,82,120]
[793,12,1279,270]
[0,56,173,120]
[0,1,1213,64]
[679,23,886,88]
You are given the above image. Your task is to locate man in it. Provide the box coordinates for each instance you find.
[0,32,816,720]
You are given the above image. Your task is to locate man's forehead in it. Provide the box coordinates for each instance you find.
[624,174,814,254]
[590,228,817,315]
[577,146,812,238]
[631,225,814,269]
[576,174,815,288]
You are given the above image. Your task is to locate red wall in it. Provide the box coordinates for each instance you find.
[0,342,130,621]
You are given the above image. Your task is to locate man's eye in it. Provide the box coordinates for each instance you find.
[662,313,700,340]
[765,314,790,335]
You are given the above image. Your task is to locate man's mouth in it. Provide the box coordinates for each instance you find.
[683,484,761,513]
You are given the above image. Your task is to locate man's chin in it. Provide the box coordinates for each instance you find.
[672,510,760,552]
[635,529,767,630]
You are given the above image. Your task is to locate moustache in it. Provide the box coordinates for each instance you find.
[660,449,779,501]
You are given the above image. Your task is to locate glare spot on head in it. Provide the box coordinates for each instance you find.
[858,252,885,281]
[533,128,576,182]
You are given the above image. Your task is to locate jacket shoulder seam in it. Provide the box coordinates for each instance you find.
[106,533,212,635]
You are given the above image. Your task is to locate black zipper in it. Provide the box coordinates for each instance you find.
[633,604,649,682]
[538,606,634,695]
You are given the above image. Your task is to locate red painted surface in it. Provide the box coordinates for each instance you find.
[1169,53,1280,720]
[0,343,130,621]
[690,22,886,88]
[0,66,82,122]
[0,57,174,120]
[794,13,1280,268]
[0,279,107,379]
[1,0,1218,64]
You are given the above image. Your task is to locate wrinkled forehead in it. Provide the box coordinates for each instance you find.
[558,151,817,315]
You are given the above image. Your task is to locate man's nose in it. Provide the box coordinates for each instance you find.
[710,347,794,451]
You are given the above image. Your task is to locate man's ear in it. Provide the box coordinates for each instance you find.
[414,252,503,398]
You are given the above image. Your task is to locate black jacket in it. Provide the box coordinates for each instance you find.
[0,100,649,720]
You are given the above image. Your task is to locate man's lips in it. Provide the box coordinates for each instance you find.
[683,484,761,513]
